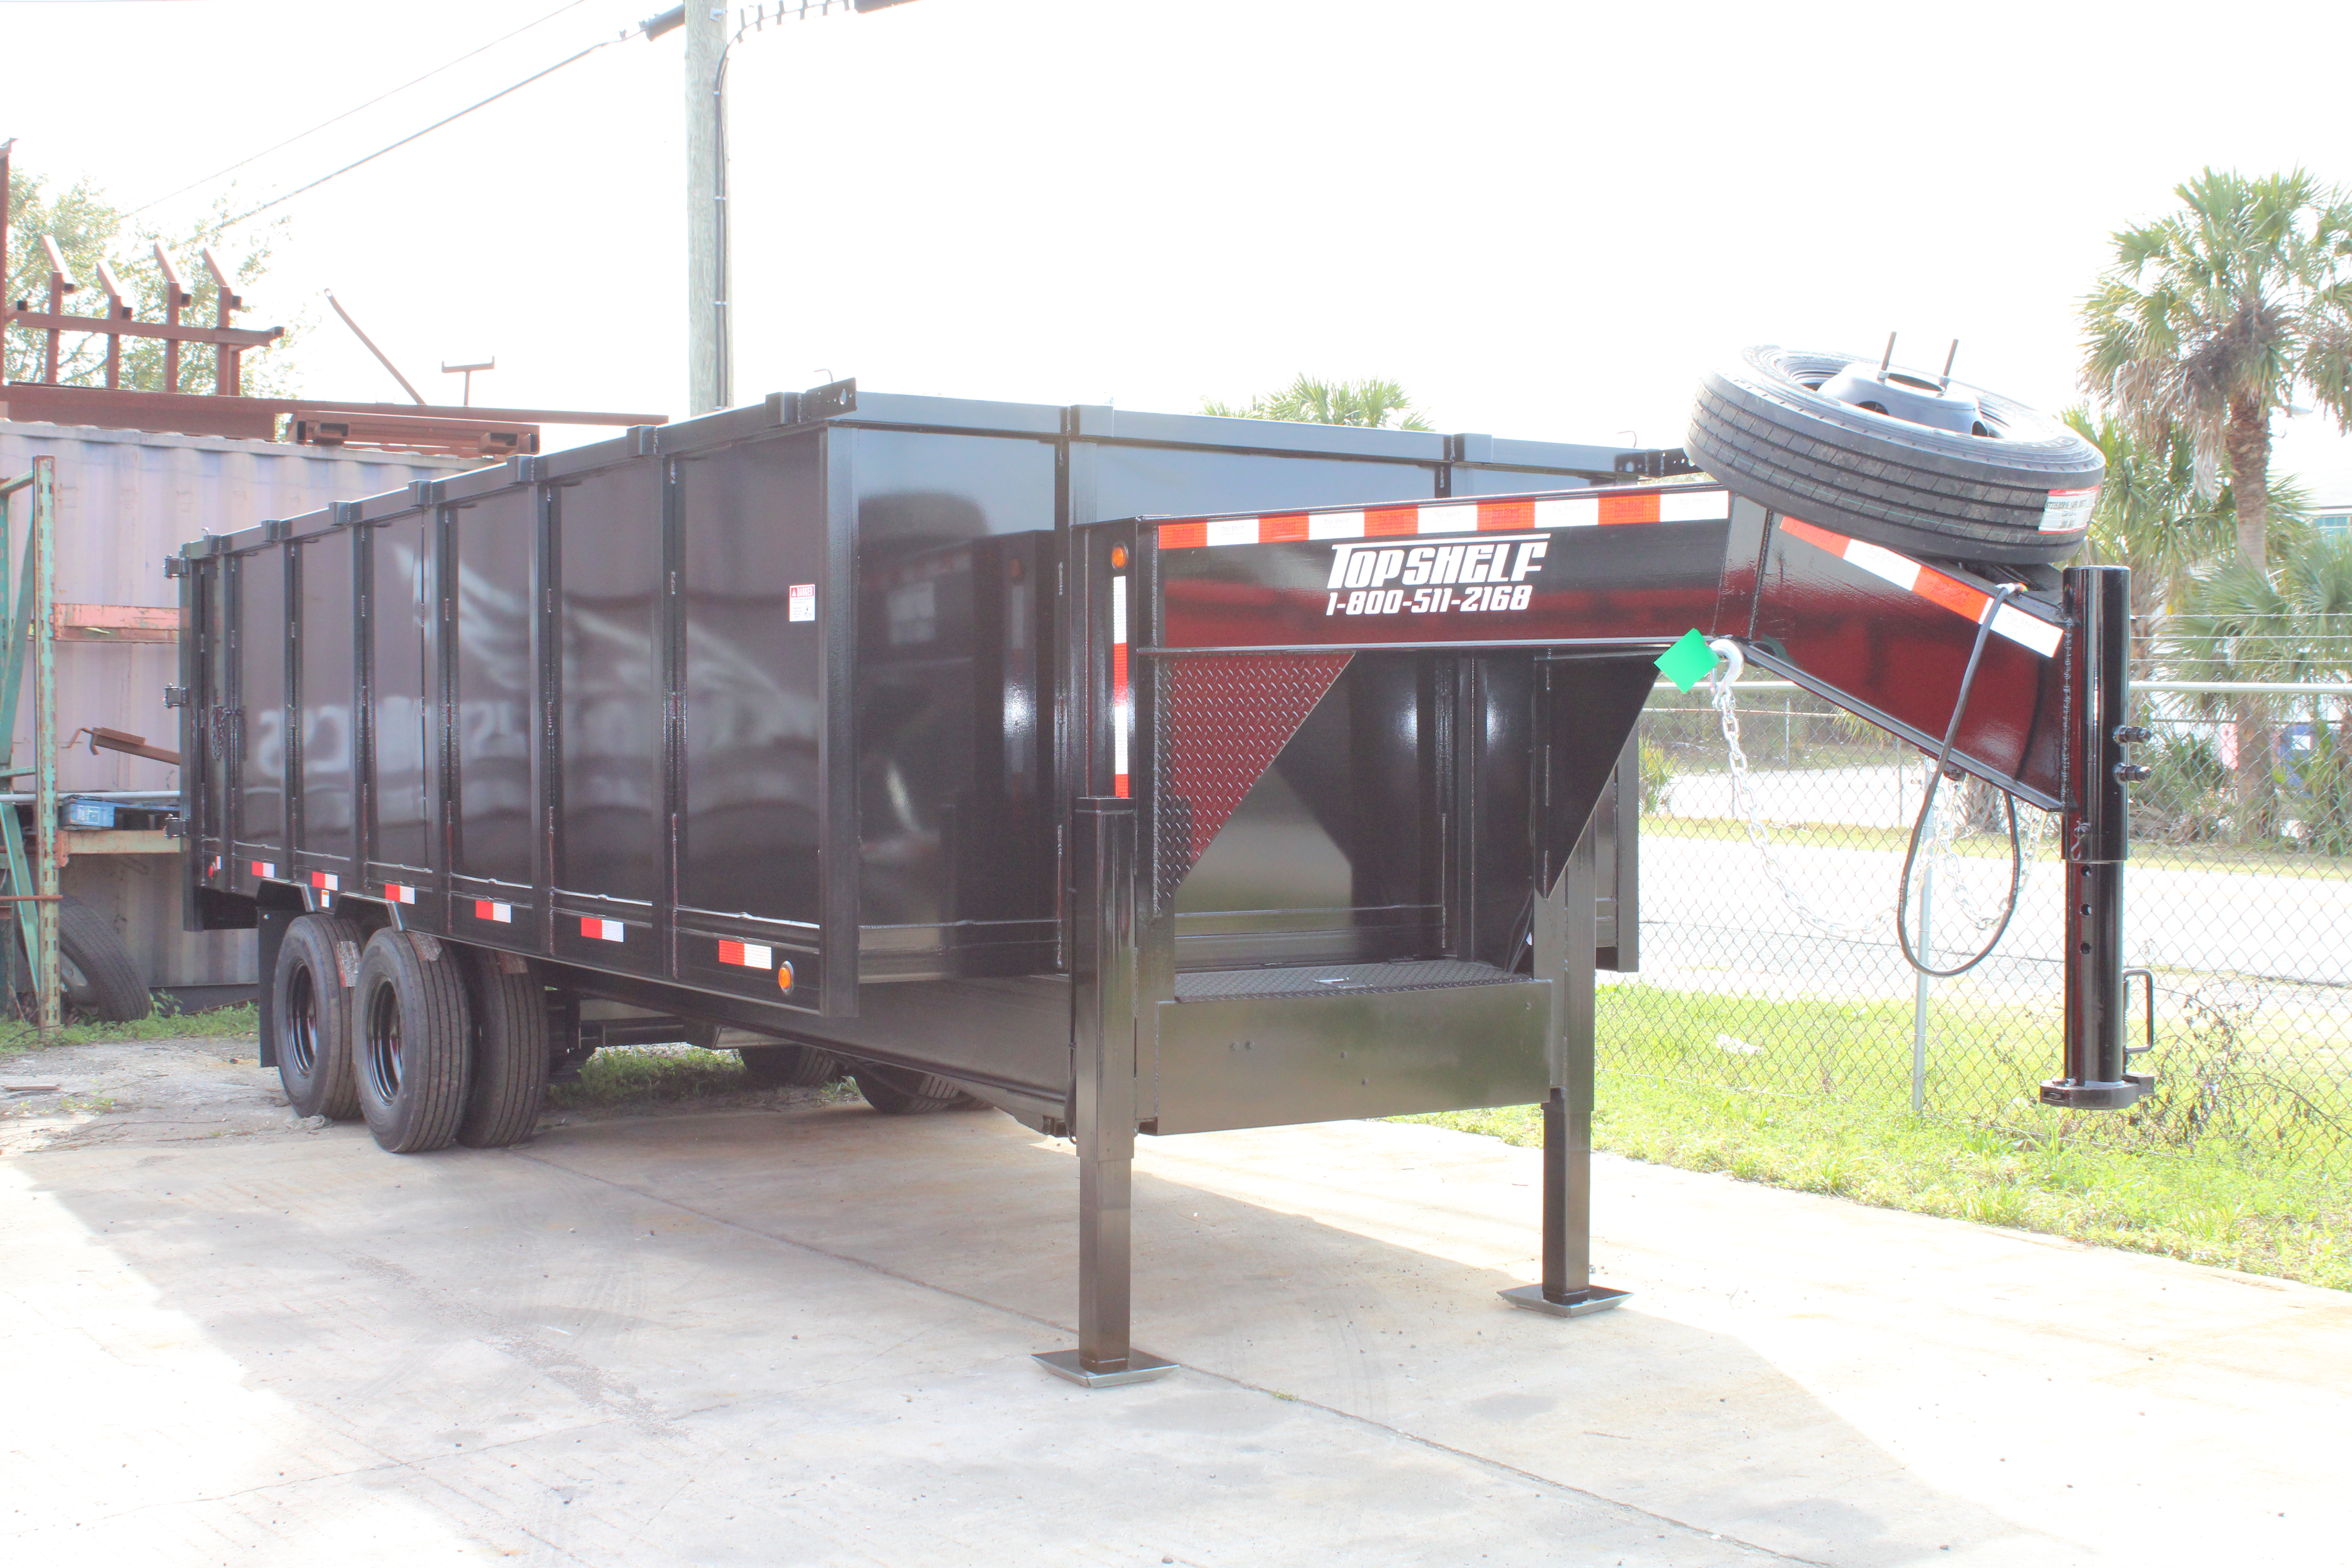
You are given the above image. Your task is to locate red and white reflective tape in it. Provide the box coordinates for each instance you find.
[473,900,513,924]
[310,871,339,893]
[581,917,624,943]
[1158,488,1730,550]
[382,883,417,905]
[250,860,276,879]
[1111,573,1130,798]
[717,938,773,969]
[1779,516,2063,658]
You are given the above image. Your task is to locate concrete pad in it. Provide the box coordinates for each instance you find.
[4,1071,2345,1566]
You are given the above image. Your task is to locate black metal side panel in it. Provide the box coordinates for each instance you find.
[849,427,1059,980]
[232,546,288,880]
[1151,978,1550,1134]
[294,531,358,884]
[365,512,436,901]
[671,429,835,1007]
[550,460,666,976]
[447,488,539,939]
[1091,444,1436,522]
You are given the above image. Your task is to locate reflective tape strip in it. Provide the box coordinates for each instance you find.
[474,900,512,923]
[717,938,774,969]
[1779,516,2064,658]
[383,883,417,904]
[1112,574,1130,799]
[1156,488,1729,547]
[250,860,275,879]
[310,871,339,892]
[581,917,624,942]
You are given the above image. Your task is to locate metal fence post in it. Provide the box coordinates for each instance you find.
[32,456,60,1035]
[1910,848,1932,1116]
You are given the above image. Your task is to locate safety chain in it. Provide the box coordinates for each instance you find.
[1705,639,2044,948]
[1708,641,1885,940]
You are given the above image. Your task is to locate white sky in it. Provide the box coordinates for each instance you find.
[5,0,2352,499]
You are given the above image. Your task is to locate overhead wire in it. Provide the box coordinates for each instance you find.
[215,17,658,230]
[130,0,600,216]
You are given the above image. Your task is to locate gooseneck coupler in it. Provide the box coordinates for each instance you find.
[2041,564,2153,1109]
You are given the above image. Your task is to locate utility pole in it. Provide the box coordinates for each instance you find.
[686,5,727,415]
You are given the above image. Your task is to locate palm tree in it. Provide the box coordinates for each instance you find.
[2080,169,2352,573]
[2080,168,2352,821]
[2063,407,2308,676]
[1202,374,1435,430]
[2167,534,2352,847]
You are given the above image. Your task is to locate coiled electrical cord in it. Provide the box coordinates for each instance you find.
[1896,584,2026,978]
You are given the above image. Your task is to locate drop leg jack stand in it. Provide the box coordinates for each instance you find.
[1503,829,1630,1320]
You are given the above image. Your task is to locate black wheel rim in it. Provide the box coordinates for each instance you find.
[287,965,319,1076]
[365,981,404,1100]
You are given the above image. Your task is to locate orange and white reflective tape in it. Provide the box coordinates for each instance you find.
[473,900,512,924]
[581,917,624,942]
[310,871,339,893]
[1157,488,1730,550]
[718,938,773,969]
[250,860,276,879]
[1111,573,1130,798]
[382,883,417,904]
[1779,516,2063,658]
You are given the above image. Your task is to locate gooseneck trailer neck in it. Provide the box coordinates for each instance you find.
[174,377,2141,1389]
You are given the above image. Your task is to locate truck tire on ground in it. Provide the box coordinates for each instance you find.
[456,948,550,1149]
[11,896,152,1023]
[352,930,473,1154]
[1685,345,2104,567]
[738,1044,838,1089]
[271,912,363,1120]
[851,1063,980,1114]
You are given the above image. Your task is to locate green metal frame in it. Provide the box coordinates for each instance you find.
[0,457,62,1030]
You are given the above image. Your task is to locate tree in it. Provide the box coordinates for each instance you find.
[5,162,295,396]
[2063,407,2308,677]
[2080,169,2352,824]
[1202,374,1435,430]
[2166,534,2352,848]
[2080,169,2352,574]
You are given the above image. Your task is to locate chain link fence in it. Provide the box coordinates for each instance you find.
[1610,679,2352,1175]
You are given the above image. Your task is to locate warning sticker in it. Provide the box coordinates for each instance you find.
[2040,487,2099,534]
[788,583,816,622]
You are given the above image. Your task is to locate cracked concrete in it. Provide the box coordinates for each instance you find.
[2,1035,2344,1565]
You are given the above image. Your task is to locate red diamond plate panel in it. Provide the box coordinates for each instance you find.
[1157,652,1351,898]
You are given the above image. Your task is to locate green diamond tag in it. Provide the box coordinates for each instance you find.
[1655,628,1717,693]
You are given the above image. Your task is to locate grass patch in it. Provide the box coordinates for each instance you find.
[547,1046,854,1113]
[0,1000,259,1058]
[1402,984,2352,1291]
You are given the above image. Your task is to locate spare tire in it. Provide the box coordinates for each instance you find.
[1686,345,2103,566]
[10,895,152,1022]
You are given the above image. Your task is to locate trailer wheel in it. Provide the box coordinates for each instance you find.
[10,896,152,1023]
[456,949,550,1149]
[352,931,473,1154]
[271,912,363,1120]
[738,1044,838,1089]
[1685,345,2104,566]
[851,1063,980,1114]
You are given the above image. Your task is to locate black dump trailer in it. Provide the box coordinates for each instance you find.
[174,355,2145,1385]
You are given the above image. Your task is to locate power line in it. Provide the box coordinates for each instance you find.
[130,0,599,216]
[216,26,645,230]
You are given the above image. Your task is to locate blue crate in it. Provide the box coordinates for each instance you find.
[62,798,117,830]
